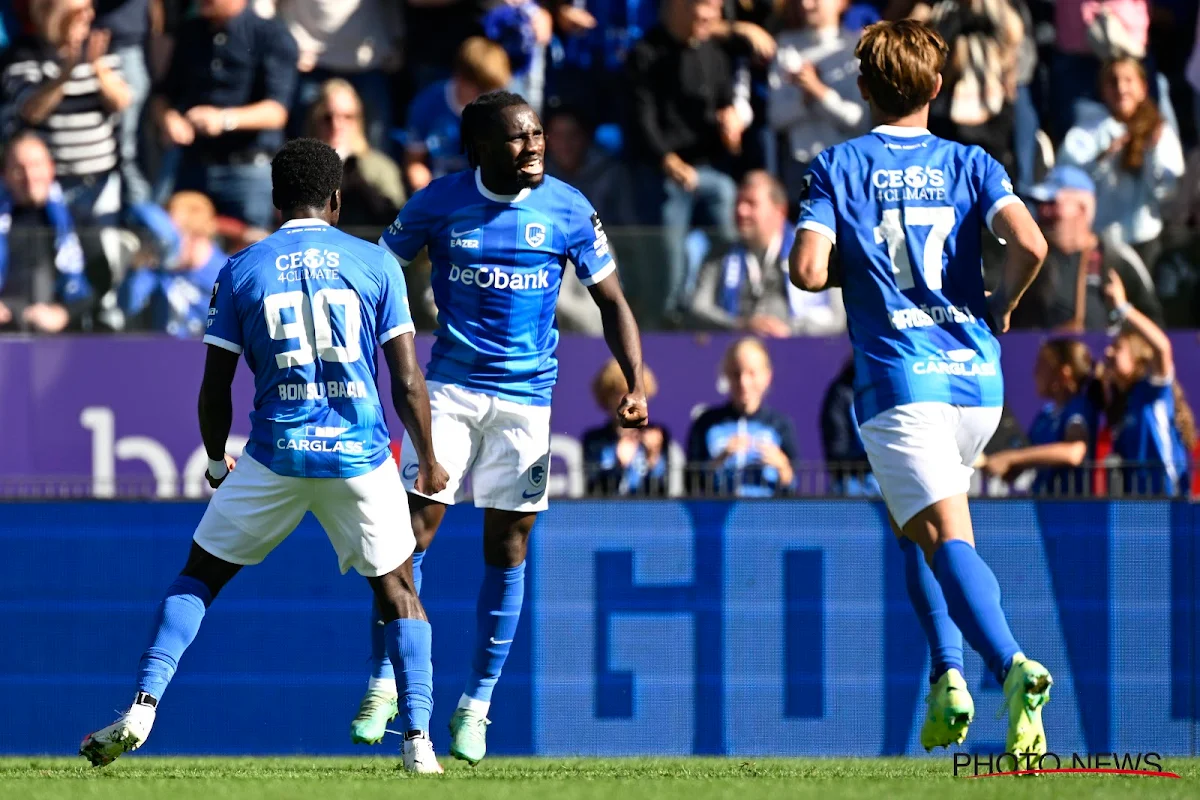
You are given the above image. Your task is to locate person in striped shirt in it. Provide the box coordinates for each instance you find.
[1,0,130,230]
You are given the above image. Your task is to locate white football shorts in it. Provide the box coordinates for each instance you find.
[399,381,551,512]
[193,453,415,577]
[859,402,1002,528]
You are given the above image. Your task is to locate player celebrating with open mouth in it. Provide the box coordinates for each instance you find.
[790,20,1054,757]
[365,91,648,765]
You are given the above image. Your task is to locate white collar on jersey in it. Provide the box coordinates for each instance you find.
[475,168,531,204]
[872,124,931,138]
[280,218,329,228]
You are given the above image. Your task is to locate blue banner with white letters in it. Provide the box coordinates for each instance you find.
[1,500,1197,756]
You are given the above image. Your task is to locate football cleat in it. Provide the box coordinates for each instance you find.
[350,687,398,745]
[79,701,156,768]
[1002,654,1052,757]
[401,731,444,774]
[448,707,490,766]
[920,668,974,750]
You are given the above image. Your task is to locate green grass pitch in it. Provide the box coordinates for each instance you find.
[3,757,1197,800]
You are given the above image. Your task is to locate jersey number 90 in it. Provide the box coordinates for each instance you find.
[873,206,956,291]
[264,289,361,368]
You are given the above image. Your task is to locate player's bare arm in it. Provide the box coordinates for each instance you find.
[789,228,840,292]
[198,345,239,488]
[589,273,649,429]
[382,332,448,495]
[987,202,1048,334]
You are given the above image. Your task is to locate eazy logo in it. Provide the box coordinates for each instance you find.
[912,348,997,377]
[448,264,549,290]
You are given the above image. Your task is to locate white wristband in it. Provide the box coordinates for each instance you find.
[207,458,229,479]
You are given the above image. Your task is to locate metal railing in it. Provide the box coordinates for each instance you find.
[0,460,1189,501]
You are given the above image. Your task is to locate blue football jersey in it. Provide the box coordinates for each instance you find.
[798,125,1021,423]
[379,169,616,405]
[1112,377,1191,497]
[1027,390,1097,496]
[205,218,414,478]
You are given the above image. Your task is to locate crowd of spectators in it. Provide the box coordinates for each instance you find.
[0,0,1197,335]
[0,0,1196,498]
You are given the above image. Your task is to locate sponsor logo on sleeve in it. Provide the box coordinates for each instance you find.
[590,213,610,259]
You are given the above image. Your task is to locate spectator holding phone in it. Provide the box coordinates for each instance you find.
[767,0,867,200]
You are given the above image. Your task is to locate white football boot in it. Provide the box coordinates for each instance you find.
[401,730,445,774]
[80,699,157,767]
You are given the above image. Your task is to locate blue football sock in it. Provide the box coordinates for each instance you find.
[369,551,425,682]
[463,562,525,708]
[410,549,425,597]
[385,618,433,732]
[899,537,964,683]
[932,540,1021,685]
[136,575,212,701]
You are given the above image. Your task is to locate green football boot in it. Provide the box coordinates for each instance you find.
[1002,654,1052,757]
[921,668,974,750]
[349,688,398,745]
[448,707,490,765]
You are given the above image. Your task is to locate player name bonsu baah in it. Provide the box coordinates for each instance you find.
[276,380,370,401]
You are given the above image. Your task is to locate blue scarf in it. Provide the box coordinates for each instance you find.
[719,224,795,316]
[0,181,89,303]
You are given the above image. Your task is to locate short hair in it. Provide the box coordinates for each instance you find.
[271,138,343,212]
[592,358,658,412]
[167,191,218,238]
[3,129,51,168]
[461,90,531,168]
[454,36,512,93]
[741,170,787,210]
[855,20,948,118]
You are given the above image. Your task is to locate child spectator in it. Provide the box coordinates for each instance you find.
[980,338,1100,496]
[687,337,798,496]
[582,359,670,496]
[1102,271,1195,497]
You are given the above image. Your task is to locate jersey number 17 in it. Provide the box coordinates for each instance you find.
[874,206,955,292]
